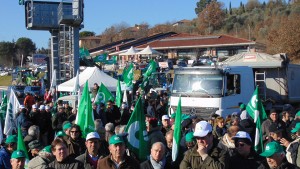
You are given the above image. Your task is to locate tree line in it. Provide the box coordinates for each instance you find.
[1,0,299,67]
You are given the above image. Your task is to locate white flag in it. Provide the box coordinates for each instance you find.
[4,88,20,135]
[73,69,80,94]
[47,69,57,100]
[123,89,128,105]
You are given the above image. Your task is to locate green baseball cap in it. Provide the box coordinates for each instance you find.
[41,145,52,153]
[185,132,195,142]
[240,104,246,110]
[109,135,125,145]
[5,135,17,144]
[296,111,300,117]
[291,123,300,133]
[63,123,72,130]
[260,141,283,157]
[56,131,67,137]
[11,150,26,159]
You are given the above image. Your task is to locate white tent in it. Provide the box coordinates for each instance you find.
[119,46,139,56]
[57,67,117,92]
[136,45,162,55]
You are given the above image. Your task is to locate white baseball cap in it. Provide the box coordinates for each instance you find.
[162,115,169,120]
[45,105,50,110]
[39,105,45,110]
[32,105,37,109]
[194,121,212,137]
[232,131,252,142]
[86,132,100,141]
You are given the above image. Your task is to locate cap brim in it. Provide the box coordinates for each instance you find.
[110,140,124,145]
[260,150,275,157]
[194,130,209,137]
[291,128,299,133]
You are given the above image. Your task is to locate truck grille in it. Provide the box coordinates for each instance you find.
[170,106,218,120]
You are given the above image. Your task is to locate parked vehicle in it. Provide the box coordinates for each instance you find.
[170,52,300,119]
[0,71,8,76]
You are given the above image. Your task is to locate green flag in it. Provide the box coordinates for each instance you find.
[140,76,150,90]
[172,97,182,161]
[143,60,158,77]
[125,97,149,161]
[93,53,107,62]
[94,83,115,104]
[17,126,29,159]
[122,63,134,87]
[246,86,267,153]
[104,56,118,65]
[246,86,267,121]
[116,78,122,108]
[19,0,24,5]
[76,81,95,138]
[79,47,90,58]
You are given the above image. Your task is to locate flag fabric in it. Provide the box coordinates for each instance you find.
[17,126,29,159]
[172,97,182,161]
[0,94,7,122]
[47,69,57,101]
[76,81,95,138]
[122,63,134,87]
[4,88,20,135]
[94,83,114,104]
[143,60,158,78]
[246,86,267,153]
[123,89,128,106]
[125,97,149,161]
[72,69,80,95]
[116,78,122,108]
[93,53,107,63]
[79,47,90,58]
[140,76,150,90]
[104,55,118,65]
[246,86,267,121]
[19,0,24,5]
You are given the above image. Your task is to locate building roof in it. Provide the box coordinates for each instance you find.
[137,34,256,49]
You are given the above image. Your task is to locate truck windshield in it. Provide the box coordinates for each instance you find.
[172,74,223,97]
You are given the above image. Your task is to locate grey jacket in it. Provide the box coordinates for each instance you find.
[28,155,53,169]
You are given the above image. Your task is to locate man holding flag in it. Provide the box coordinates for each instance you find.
[180,121,228,169]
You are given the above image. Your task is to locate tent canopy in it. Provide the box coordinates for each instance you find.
[119,46,139,56]
[221,52,285,68]
[136,45,162,55]
[57,67,117,92]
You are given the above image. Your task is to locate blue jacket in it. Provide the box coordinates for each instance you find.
[0,147,12,169]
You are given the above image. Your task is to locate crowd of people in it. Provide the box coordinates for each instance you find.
[1,82,300,169]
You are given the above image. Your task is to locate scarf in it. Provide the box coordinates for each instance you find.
[150,155,166,169]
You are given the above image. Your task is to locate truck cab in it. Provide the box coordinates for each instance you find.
[170,66,254,119]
